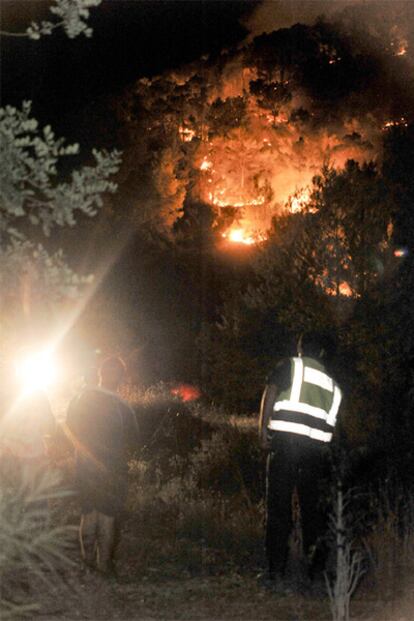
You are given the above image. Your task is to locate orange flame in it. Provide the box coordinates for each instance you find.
[289,189,311,213]
[382,117,408,131]
[179,126,196,142]
[396,46,407,56]
[171,383,201,402]
[208,193,265,208]
[221,227,266,246]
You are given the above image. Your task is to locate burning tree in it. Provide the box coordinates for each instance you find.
[111,6,414,430]
[117,17,405,246]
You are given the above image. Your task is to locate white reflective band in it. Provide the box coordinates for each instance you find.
[290,357,303,402]
[274,399,329,421]
[327,385,342,427]
[267,420,333,443]
[304,366,333,392]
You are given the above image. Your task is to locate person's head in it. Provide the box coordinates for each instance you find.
[297,331,336,360]
[83,365,99,388]
[99,356,126,391]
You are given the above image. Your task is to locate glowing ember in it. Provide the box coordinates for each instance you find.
[200,158,213,171]
[179,126,196,142]
[171,384,201,402]
[395,46,407,56]
[338,282,353,297]
[383,117,408,131]
[265,112,289,125]
[390,26,408,57]
[318,280,354,297]
[208,193,265,208]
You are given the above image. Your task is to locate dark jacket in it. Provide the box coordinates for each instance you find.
[66,387,139,515]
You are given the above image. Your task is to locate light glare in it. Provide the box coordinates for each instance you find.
[15,351,57,394]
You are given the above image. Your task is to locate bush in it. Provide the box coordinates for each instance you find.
[0,462,75,618]
[122,401,265,576]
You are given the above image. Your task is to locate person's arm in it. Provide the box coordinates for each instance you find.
[258,359,291,450]
[259,383,279,450]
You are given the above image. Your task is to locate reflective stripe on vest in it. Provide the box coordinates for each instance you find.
[267,420,333,443]
[269,356,342,441]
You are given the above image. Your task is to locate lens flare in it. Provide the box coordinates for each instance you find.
[15,350,58,394]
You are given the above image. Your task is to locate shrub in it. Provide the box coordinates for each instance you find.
[123,402,265,576]
[0,462,75,618]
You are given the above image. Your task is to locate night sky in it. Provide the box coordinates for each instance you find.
[1,0,256,142]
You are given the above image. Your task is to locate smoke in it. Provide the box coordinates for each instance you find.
[243,1,360,37]
[243,0,414,42]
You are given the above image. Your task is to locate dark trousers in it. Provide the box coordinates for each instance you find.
[265,434,328,577]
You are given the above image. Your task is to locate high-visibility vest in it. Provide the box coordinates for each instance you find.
[267,356,342,443]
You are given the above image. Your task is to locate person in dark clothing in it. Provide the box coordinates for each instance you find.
[259,332,342,586]
[66,356,139,574]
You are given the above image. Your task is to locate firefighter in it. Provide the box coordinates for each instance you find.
[258,331,342,587]
[65,356,139,576]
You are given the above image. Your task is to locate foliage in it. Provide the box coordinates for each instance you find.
[153,147,187,228]
[1,102,120,237]
[125,399,265,576]
[0,464,74,618]
[0,101,121,327]
[206,96,248,137]
[1,0,102,40]
[0,240,93,308]
[325,482,366,621]
[249,79,292,122]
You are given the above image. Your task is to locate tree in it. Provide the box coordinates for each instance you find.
[305,162,392,298]
[0,0,102,40]
[249,79,292,126]
[0,103,121,340]
[202,160,398,427]
[1,4,120,616]
[206,96,248,138]
[0,1,121,343]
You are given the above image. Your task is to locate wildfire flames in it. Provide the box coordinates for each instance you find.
[188,65,382,244]
[208,193,266,209]
[171,384,201,402]
[222,228,256,245]
[390,25,408,57]
[382,117,408,130]
[395,45,407,57]
[179,126,196,142]
[289,189,312,214]
[133,11,411,262]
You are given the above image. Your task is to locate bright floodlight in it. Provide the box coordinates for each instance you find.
[15,350,57,394]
